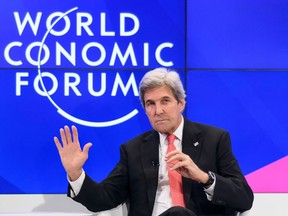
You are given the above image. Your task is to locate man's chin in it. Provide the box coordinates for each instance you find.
[153,125,171,134]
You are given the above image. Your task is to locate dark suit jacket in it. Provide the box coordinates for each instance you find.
[70,118,254,216]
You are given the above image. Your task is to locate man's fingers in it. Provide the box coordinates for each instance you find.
[72,125,79,144]
[55,125,89,157]
[60,128,68,147]
[166,153,192,171]
[54,136,62,151]
[166,153,182,164]
[169,160,185,171]
[64,125,73,144]
[165,149,179,158]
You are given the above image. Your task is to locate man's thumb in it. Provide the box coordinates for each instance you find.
[83,143,93,155]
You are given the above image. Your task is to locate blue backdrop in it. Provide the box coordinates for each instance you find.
[0,0,287,193]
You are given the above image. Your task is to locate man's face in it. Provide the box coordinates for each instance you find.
[143,86,185,134]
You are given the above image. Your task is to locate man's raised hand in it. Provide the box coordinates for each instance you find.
[54,125,92,181]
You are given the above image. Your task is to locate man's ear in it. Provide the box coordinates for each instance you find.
[179,99,186,112]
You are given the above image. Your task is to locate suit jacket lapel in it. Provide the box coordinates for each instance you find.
[182,118,203,204]
[182,119,203,164]
[141,131,159,212]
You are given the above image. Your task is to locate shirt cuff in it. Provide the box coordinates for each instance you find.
[68,170,85,197]
[203,177,216,201]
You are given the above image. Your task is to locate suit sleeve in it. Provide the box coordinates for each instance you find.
[69,144,129,212]
[212,131,254,212]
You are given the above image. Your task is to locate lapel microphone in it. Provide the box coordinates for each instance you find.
[151,161,160,166]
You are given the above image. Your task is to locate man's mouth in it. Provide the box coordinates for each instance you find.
[155,119,168,124]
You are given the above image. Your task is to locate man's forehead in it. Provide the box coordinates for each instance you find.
[144,87,174,101]
[145,95,172,102]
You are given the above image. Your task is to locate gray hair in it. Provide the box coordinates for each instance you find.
[139,68,186,107]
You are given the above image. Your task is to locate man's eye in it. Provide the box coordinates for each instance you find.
[162,99,170,103]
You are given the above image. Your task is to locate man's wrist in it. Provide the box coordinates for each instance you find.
[201,171,215,188]
[67,169,83,182]
[200,172,209,184]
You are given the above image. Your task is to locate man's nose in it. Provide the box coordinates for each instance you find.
[155,103,164,115]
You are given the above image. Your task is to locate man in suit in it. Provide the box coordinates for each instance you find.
[54,68,254,216]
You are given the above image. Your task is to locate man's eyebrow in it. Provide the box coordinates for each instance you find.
[145,96,171,103]
[162,96,171,99]
[145,99,154,104]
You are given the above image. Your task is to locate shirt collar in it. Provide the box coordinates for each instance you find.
[159,115,184,144]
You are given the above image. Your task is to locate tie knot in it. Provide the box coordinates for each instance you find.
[167,134,176,145]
